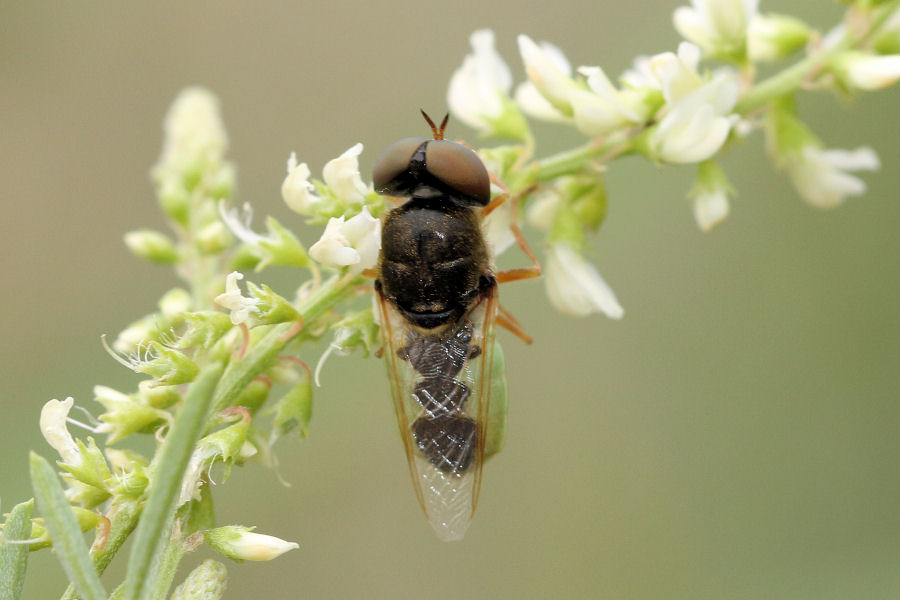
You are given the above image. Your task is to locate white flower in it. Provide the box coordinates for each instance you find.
[786,146,880,209]
[447,29,513,132]
[834,52,900,91]
[570,66,649,136]
[214,271,260,325]
[649,73,739,164]
[282,153,320,215]
[40,397,82,467]
[308,206,381,273]
[622,55,658,90]
[673,0,759,56]
[516,35,578,117]
[322,143,368,205]
[649,42,705,104]
[544,244,623,319]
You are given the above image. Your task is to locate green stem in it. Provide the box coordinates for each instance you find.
[146,522,187,600]
[737,0,900,113]
[59,501,141,600]
[209,273,360,416]
[736,48,843,114]
[122,361,225,600]
[534,142,606,182]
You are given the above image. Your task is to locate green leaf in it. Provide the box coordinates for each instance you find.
[29,453,107,600]
[123,361,225,600]
[0,499,33,600]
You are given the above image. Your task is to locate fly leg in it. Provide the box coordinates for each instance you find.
[482,174,542,284]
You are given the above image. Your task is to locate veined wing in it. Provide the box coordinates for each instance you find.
[376,284,497,541]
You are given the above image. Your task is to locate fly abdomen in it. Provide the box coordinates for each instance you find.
[412,414,478,473]
[413,375,471,417]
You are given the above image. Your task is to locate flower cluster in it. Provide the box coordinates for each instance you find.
[443,1,900,316]
[4,1,899,594]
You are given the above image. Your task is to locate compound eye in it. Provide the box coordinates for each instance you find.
[373,137,429,195]
[425,140,490,206]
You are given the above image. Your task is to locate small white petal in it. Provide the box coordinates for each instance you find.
[650,73,739,164]
[525,189,562,231]
[787,146,880,209]
[40,397,82,466]
[323,143,368,204]
[544,244,623,319]
[820,147,880,171]
[214,271,261,325]
[517,34,577,112]
[309,207,381,273]
[482,198,515,256]
[281,154,320,215]
[219,202,267,246]
[514,82,568,122]
[843,53,900,90]
[693,190,730,231]
[230,531,299,561]
[447,29,512,131]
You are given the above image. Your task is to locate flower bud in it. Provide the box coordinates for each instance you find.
[94,385,171,443]
[124,229,178,264]
[747,13,811,61]
[104,448,150,497]
[245,282,300,325]
[158,288,193,319]
[269,376,313,439]
[195,220,233,255]
[157,177,191,226]
[170,559,228,600]
[203,526,299,562]
[688,160,734,231]
[832,51,900,90]
[233,378,271,414]
[256,217,309,270]
[178,311,234,350]
[136,342,200,385]
[560,175,607,232]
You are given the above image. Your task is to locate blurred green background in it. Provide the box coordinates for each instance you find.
[2,1,899,598]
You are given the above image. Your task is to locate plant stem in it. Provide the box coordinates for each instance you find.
[209,272,361,416]
[59,501,140,600]
[123,361,225,600]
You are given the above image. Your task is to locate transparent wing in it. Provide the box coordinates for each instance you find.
[377,284,497,541]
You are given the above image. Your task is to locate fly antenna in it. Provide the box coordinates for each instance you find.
[420,109,449,140]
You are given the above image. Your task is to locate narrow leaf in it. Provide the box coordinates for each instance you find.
[29,453,107,600]
[123,361,224,600]
[0,499,33,600]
